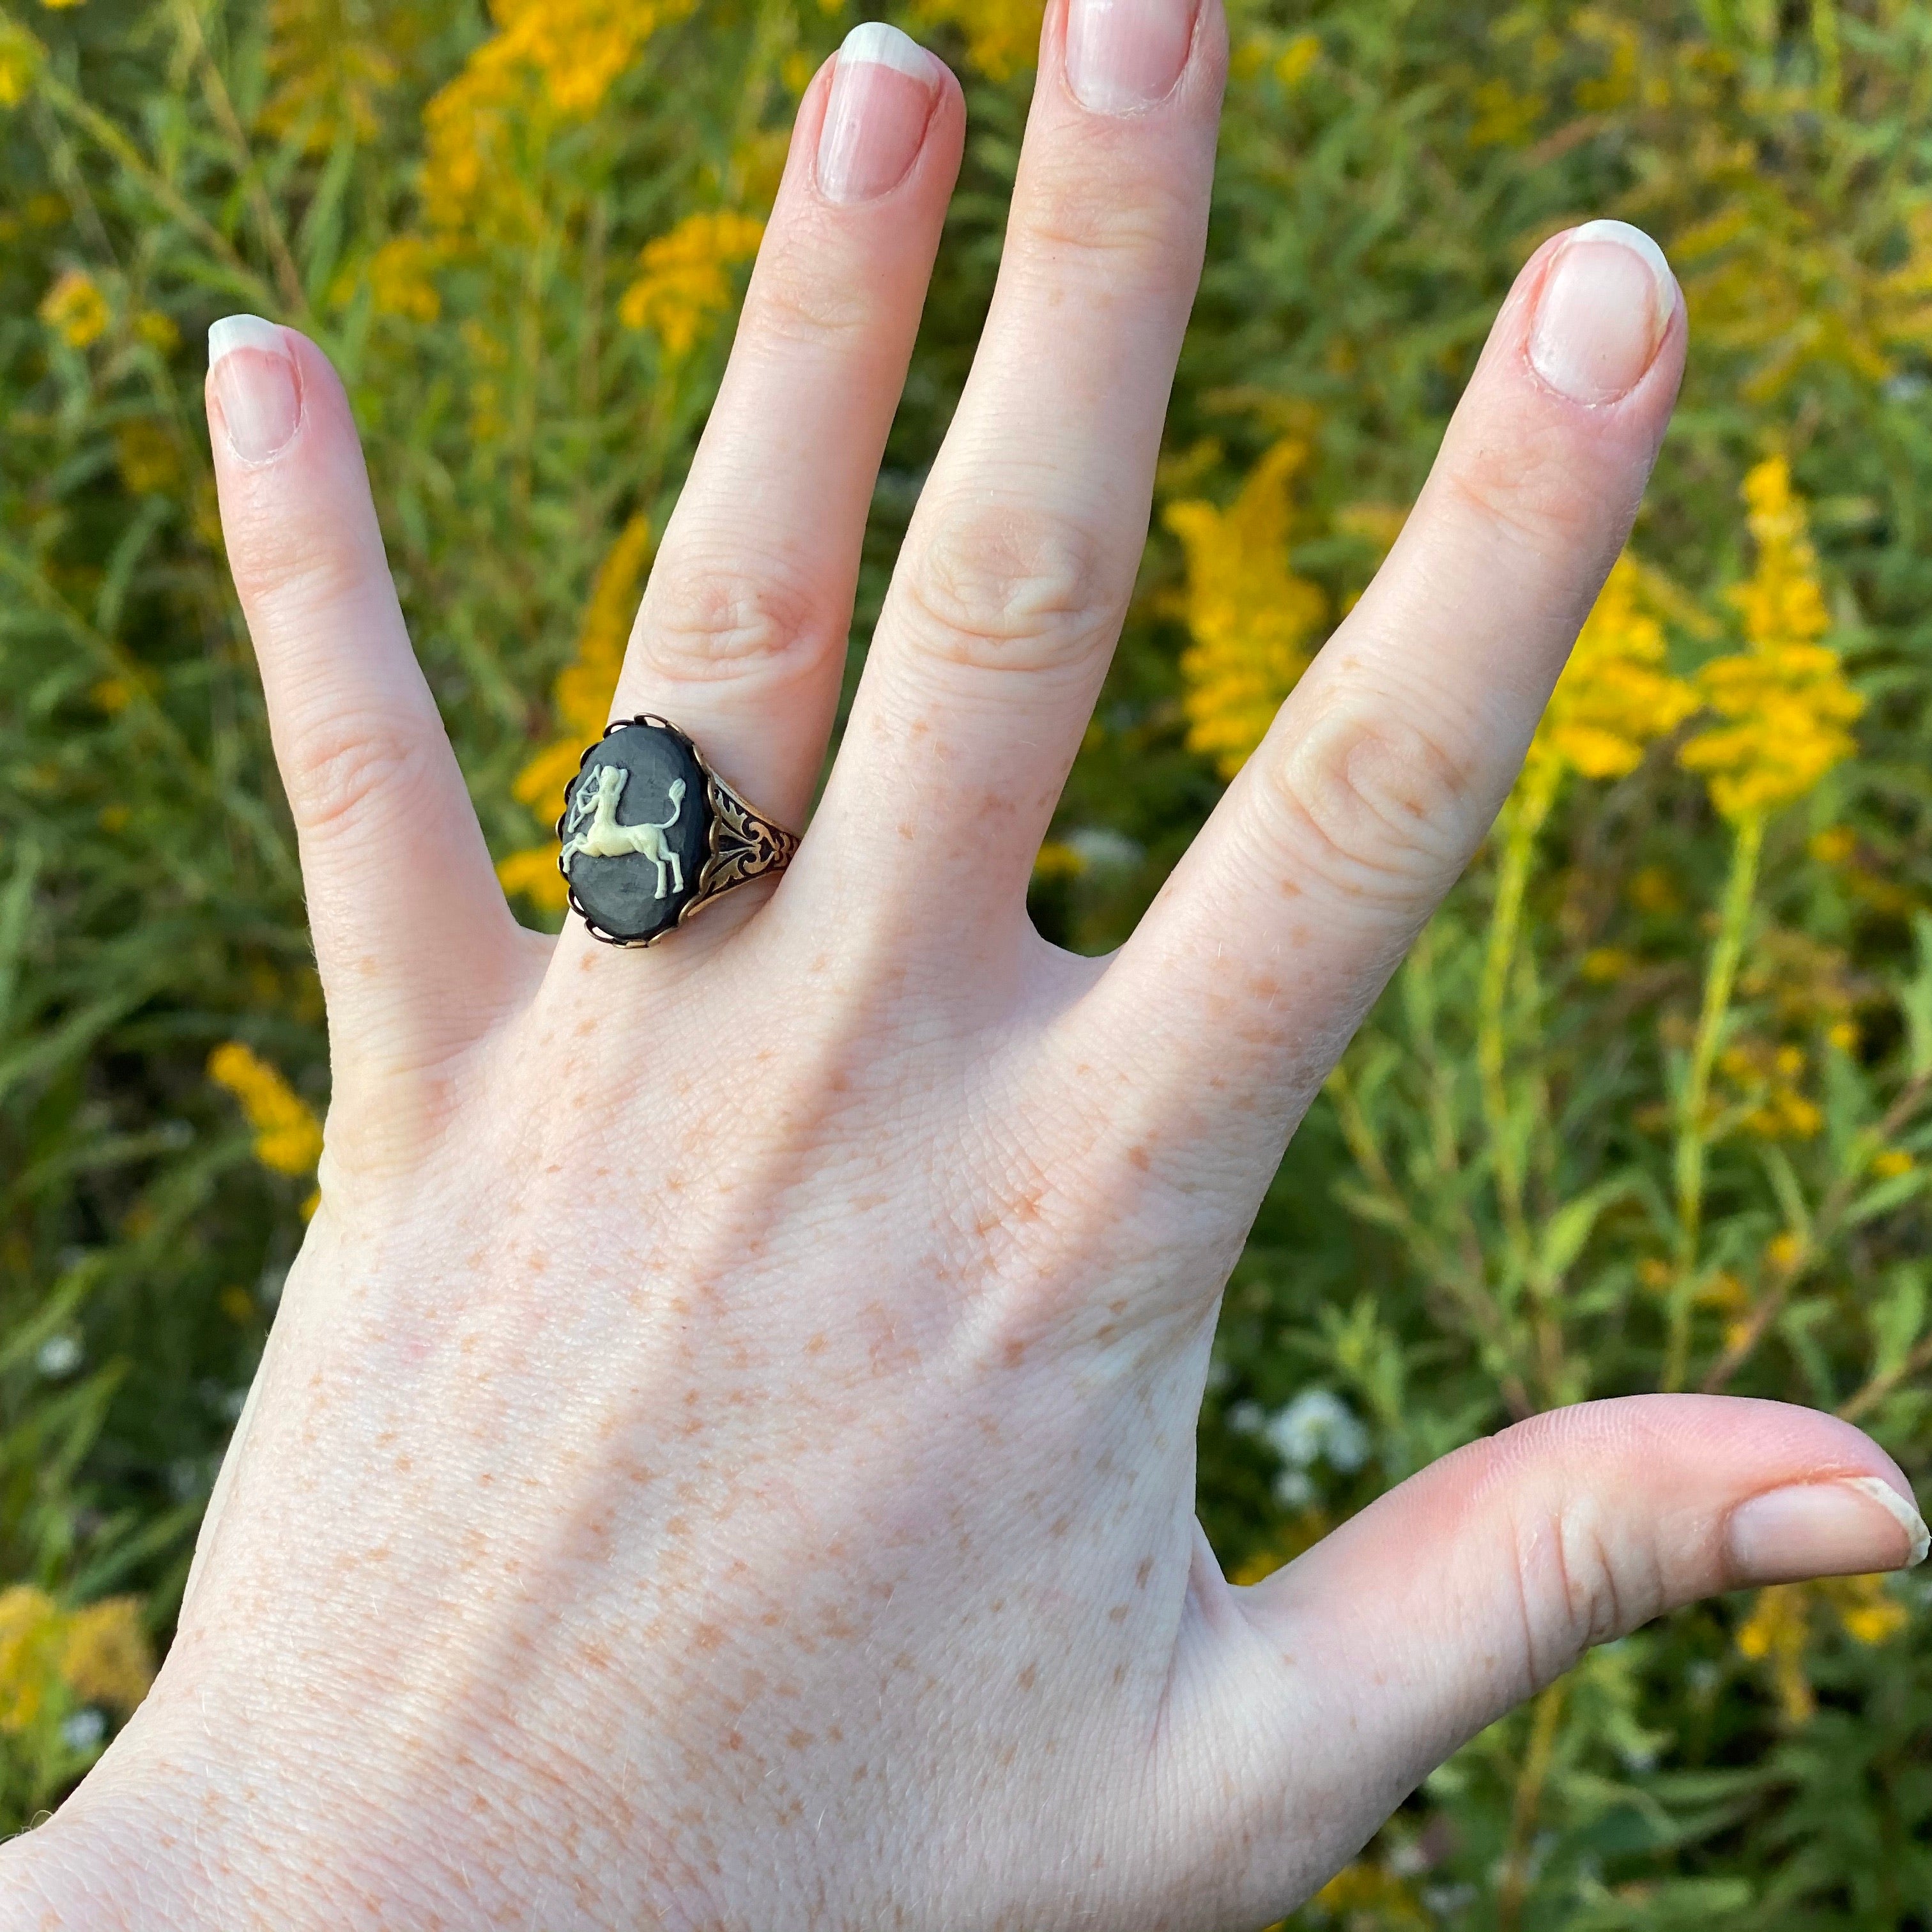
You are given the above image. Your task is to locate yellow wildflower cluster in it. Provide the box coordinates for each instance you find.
[498,514,655,910]
[1716,1038,1823,1140]
[1737,1574,1908,1726]
[0,1588,153,1735]
[208,1041,324,1186]
[1738,928,1859,1042]
[365,234,450,323]
[258,0,397,154]
[114,420,180,496]
[1168,440,1328,779]
[420,0,694,235]
[1524,553,1698,794]
[38,268,108,348]
[618,211,765,359]
[909,0,1042,80]
[1679,459,1862,824]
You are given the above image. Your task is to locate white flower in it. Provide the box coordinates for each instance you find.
[1262,1388,1370,1473]
[36,1334,82,1379]
[61,1709,106,1753]
[1064,827,1143,876]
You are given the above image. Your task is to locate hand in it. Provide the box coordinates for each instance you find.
[6,3,1923,1926]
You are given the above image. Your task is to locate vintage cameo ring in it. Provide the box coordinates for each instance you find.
[555,716,800,947]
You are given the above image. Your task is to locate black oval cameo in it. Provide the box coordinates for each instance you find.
[558,719,710,944]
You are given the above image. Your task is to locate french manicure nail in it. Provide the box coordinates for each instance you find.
[1727,1475,1930,1586]
[1526,218,1678,405]
[208,314,301,463]
[1065,0,1195,115]
[816,22,944,206]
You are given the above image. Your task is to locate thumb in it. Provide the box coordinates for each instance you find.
[1174,1397,1926,1920]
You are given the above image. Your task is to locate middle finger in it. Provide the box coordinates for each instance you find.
[809,0,1227,960]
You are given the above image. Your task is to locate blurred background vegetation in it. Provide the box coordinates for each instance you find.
[5,0,1932,1921]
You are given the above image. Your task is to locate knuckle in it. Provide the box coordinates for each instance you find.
[1012,154,1204,299]
[638,555,836,684]
[1255,690,1477,908]
[1487,1413,1667,1689]
[741,242,877,349]
[895,496,1121,677]
[281,712,432,840]
[1440,426,1609,558]
[231,524,381,633]
[1516,1493,1655,1682]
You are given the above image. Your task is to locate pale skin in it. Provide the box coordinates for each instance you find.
[4,3,1927,1928]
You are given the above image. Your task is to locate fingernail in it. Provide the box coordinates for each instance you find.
[816,23,944,206]
[1065,0,1195,114]
[208,314,300,463]
[1727,1476,1930,1586]
[1526,219,1678,405]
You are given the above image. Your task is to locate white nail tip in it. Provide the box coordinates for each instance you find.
[839,20,940,81]
[1846,1475,1931,1567]
[208,314,287,369]
[1565,220,1678,321]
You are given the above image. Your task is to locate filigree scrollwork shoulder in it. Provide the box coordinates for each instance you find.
[698,778,801,903]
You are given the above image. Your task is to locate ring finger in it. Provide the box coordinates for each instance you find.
[811,0,1228,960]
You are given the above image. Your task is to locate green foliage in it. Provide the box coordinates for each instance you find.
[5,0,1932,1922]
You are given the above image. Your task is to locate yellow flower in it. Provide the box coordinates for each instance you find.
[115,420,180,496]
[1468,77,1545,148]
[1717,1036,1823,1140]
[1765,1230,1804,1272]
[1167,439,1328,779]
[39,268,109,348]
[1311,1860,1426,1922]
[1,21,43,106]
[208,1042,324,1179]
[0,1587,61,1735]
[502,516,656,905]
[1736,1584,1815,1724]
[618,211,765,359]
[134,308,180,354]
[1680,459,1862,823]
[1525,553,1698,790]
[366,235,447,323]
[420,0,696,235]
[1872,1149,1914,1179]
[1738,1574,1909,1725]
[496,846,572,912]
[908,0,1041,79]
[1828,1573,1910,1648]
[1581,946,1636,983]
[1627,864,1681,914]
[1031,841,1085,885]
[258,0,397,151]
[59,1598,153,1715]
[1809,825,1857,865]
[1276,32,1321,88]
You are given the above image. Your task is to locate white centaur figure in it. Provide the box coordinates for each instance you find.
[560,766,687,900]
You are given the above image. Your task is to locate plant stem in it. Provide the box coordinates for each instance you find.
[1667,811,1764,1388]
[1478,763,1559,1253]
[1496,1676,1568,1932]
